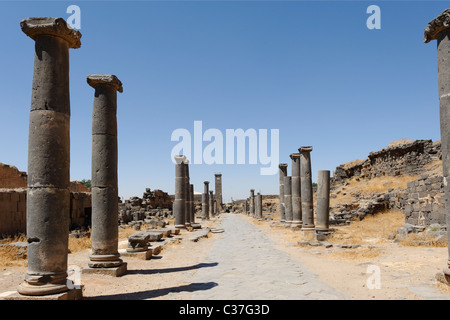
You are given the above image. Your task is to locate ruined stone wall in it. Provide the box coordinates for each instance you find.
[403,174,445,226]
[0,190,92,236]
[0,163,27,189]
[332,140,441,186]
[0,190,26,236]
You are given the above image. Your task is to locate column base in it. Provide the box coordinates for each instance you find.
[119,248,152,260]
[300,227,316,241]
[17,281,70,296]
[8,284,82,300]
[290,221,302,231]
[436,267,450,286]
[82,262,127,277]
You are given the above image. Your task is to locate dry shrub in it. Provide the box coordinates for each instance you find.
[118,225,141,240]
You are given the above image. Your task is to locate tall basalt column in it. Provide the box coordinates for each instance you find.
[250,189,255,216]
[87,74,125,274]
[174,155,187,229]
[278,164,288,222]
[209,191,214,217]
[190,184,195,224]
[202,181,210,220]
[215,174,223,211]
[18,17,81,296]
[185,161,191,227]
[425,9,450,280]
[316,170,330,232]
[290,154,302,228]
[299,146,315,231]
[284,176,293,224]
[256,192,263,219]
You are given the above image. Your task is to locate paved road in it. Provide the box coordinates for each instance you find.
[178,213,348,300]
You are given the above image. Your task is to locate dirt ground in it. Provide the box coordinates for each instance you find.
[0,213,449,300]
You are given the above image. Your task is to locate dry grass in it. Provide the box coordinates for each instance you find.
[330,175,419,207]
[397,233,448,248]
[327,209,405,245]
[0,234,27,267]
[387,138,414,148]
[68,235,91,253]
[328,246,383,262]
[118,225,141,240]
[341,159,365,169]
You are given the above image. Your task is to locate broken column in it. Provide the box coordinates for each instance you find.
[278,163,288,223]
[316,170,330,233]
[299,146,315,234]
[185,161,191,228]
[18,17,81,296]
[284,176,293,225]
[250,189,255,216]
[256,192,263,219]
[425,9,450,283]
[86,74,126,276]
[290,153,302,229]
[202,181,209,220]
[173,155,186,229]
[209,190,214,217]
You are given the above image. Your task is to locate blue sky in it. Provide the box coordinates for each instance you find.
[0,1,446,202]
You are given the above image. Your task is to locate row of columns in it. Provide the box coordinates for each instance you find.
[246,189,263,219]
[278,146,330,235]
[18,17,127,296]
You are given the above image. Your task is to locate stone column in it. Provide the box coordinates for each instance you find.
[278,164,288,223]
[209,190,214,217]
[202,181,210,220]
[86,74,126,276]
[290,153,302,229]
[214,173,223,211]
[299,146,315,232]
[250,189,255,216]
[190,184,195,224]
[173,155,186,229]
[256,192,263,219]
[284,176,293,225]
[316,170,330,232]
[18,17,81,296]
[185,161,191,227]
[425,9,450,282]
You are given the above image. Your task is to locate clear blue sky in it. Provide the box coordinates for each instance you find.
[0,1,446,202]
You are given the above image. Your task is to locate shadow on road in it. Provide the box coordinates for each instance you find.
[126,262,219,275]
[87,281,219,300]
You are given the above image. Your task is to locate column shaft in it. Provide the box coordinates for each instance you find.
[300,146,314,229]
[284,176,293,223]
[290,154,302,227]
[278,164,288,222]
[316,170,330,232]
[173,155,186,228]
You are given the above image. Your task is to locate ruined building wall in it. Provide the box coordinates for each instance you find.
[332,140,441,186]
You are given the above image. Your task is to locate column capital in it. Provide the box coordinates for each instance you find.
[21,17,81,49]
[298,146,313,153]
[289,153,301,159]
[87,74,123,93]
[204,181,210,185]
[278,163,288,168]
[174,155,187,165]
[424,9,450,43]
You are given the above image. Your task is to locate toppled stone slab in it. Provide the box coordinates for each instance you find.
[188,228,211,242]
[147,228,171,237]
